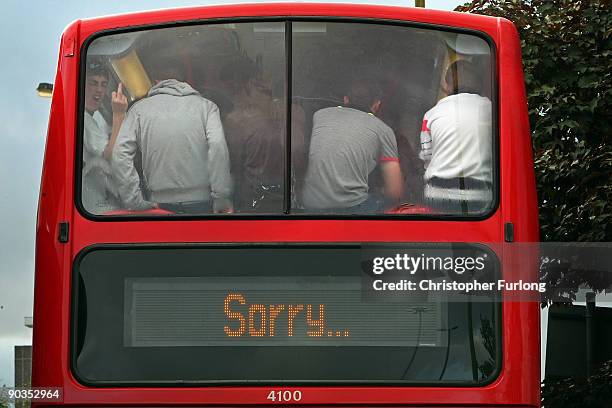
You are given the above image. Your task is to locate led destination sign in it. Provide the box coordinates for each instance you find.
[124,277,445,347]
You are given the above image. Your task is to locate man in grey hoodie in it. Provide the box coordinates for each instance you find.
[112,64,233,214]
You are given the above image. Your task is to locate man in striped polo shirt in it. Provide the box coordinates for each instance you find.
[302,79,403,213]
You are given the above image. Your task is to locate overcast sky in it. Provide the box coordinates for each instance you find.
[0,0,465,387]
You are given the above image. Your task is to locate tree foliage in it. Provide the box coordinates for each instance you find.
[455,1,612,402]
[0,385,8,408]
[540,360,612,407]
[456,0,612,242]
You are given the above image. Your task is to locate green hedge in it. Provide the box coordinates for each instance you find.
[541,360,612,407]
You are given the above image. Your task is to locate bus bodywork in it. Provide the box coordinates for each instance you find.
[34,3,539,407]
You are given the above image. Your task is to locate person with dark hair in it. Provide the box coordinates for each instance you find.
[344,81,383,113]
[301,78,403,213]
[221,58,280,212]
[221,57,306,212]
[82,59,128,214]
[443,59,484,95]
[112,60,233,214]
[419,60,493,213]
[146,61,186,84]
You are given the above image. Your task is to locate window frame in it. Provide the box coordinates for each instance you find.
[75,17,499,222]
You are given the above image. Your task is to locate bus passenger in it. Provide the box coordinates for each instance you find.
[221,58,307,212]
[82,60,128,214]
[301,79,403,213]
[419,60,492,213]
[112,62,233,214]
[221,59,284,212]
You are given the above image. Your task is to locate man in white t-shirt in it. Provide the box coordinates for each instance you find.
[82,60,128,214]
[419,60,492,214]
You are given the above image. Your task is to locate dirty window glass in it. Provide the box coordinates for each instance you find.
[292,23,494,216]
[81,21,494,217]
[81,23,286,215]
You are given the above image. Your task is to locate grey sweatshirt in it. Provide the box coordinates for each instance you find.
[112,79,232,211]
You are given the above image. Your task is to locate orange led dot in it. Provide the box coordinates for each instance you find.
[306,304,325,337]
[328,331,333,337]
[343,330,350,337]
[269,305,285,337]
[248,304,267,337]
[287,304,304,337]
[224,293,246,337]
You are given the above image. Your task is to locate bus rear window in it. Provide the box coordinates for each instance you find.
[80,21,494,217]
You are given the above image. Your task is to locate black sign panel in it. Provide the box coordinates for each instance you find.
[72,244,500,385]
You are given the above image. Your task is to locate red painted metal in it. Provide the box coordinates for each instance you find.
[33,4,540,407]
[386,204,435,215]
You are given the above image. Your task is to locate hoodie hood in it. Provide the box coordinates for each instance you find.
[148,79,200,98]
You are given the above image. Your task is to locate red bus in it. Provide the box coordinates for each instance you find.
[33,3,540,407]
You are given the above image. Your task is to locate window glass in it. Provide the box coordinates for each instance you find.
[292,23,494,216]
[81,21,494,218]
[81,23,286,215]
